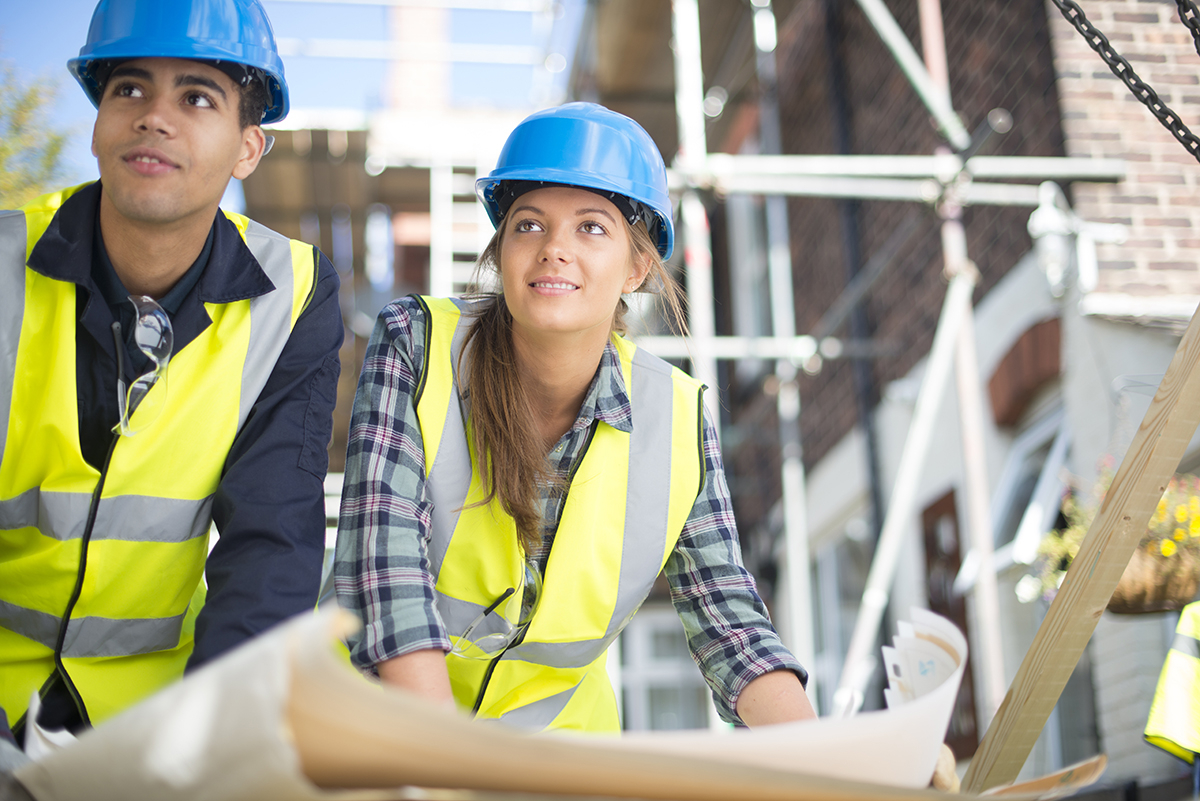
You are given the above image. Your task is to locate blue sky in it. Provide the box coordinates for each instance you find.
[1,1,583,188]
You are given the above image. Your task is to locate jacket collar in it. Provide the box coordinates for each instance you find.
[571,340,635,436]
[27,180,276,304]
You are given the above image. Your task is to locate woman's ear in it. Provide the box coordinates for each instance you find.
[626,252,653,293]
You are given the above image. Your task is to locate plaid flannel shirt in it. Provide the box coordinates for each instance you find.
[333,295,806,724]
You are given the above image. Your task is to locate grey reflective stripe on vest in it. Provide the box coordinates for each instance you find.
[1172,631,1200,660]
[238,219,303,429]
[0,598,185,658]
[439,595,513,640]
[498,685,578,729]
[428,317,681,679]
[0,211,25,469]
[0,487,210,543]
[425,299,475,579]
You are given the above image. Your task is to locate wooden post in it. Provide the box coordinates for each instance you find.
[963,304,1200,793]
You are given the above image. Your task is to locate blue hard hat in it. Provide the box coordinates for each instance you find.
[69,0,289,124]
[476,102,675,259]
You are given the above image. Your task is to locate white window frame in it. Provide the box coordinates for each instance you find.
[614,605,718,731]
[955,407,1070,593]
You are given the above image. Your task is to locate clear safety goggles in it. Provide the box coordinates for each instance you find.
[449,561,542,660]
[113,295,173,436]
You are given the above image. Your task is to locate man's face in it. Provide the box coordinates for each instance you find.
[91,57,264,228]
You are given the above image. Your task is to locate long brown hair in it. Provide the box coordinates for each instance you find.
[460,207,687,553]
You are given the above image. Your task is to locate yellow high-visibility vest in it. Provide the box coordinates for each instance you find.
[415,295,705,732]
[0,184,316,726]
[1146,600,1200,763]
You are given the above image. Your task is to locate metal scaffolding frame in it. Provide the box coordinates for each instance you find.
[659,0,1126,726]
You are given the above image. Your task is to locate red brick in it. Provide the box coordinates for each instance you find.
[1150,73,1200,84]
[1114,13,1160,23]
[1133,173,1186,183]
[1121,238,1167,249]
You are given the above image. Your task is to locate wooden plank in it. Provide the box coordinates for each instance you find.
[962,304,1200,793]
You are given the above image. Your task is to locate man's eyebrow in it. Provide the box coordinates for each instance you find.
[105,66,229,102]
[175,73,227,100]
[107,65,153,84]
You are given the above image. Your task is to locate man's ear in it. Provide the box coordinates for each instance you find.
[232,125,267,181]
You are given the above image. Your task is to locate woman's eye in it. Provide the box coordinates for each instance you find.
[581,221,607,235]
[514,219,542,232]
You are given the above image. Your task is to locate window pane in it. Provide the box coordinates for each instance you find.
[648,685,709,730]
[651,627,688,660]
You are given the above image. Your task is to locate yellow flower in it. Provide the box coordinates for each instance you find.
[1176,528,1187,541]
[1176,505,1189,523]
[1190,516,1200,537]
[1162,539,1178,557]
[1190,496,1200,516]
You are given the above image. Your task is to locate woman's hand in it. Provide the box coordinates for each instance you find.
[377,649,456,708]
[931,743,960,792]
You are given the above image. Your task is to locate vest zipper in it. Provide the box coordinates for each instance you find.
[471,622,531,715]
[50,319,130,727]
[50,429,119,727]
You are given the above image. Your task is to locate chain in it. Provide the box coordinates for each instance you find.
[1050,0,1200,163]
[1175,0,1200,59]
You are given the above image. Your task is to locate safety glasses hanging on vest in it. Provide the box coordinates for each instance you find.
[450,561,542,660]
[111,295,173,436]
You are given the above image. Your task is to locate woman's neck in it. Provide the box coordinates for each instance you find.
[511,326,609,449]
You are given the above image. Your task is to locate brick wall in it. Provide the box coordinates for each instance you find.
[1047,1,1200,782]
[723,0,1066,536]
[1047,0,1200,295]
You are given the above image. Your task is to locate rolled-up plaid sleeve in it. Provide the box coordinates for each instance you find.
[666,406,808,725]
[333,297,452,670]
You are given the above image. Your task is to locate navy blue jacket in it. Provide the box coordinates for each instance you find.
[26,181,343,671]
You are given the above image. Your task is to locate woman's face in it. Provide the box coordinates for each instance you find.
[498,185,649,344]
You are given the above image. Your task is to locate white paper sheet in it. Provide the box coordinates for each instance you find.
[12,606,1097,801]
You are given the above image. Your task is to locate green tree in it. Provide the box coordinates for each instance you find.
[0,59,66,209]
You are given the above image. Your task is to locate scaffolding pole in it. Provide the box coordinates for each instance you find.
[831,270,977,717]
[672,0,720,422]
[919,0,1007,723]
[754,0,818,692]
[853,0,969,150]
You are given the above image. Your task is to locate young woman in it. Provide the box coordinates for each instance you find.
[334,102,816,733]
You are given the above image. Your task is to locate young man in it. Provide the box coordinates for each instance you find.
[0,0,343,751]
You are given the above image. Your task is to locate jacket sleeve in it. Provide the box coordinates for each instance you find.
[332,297,452,671]
[187,249,343,669]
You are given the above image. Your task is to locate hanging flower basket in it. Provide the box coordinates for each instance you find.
[1020,469,1200,614]
[1107,545,1200,615]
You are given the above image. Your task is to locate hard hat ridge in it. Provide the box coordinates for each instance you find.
[476,102,675,259]
[69,0,290,124]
